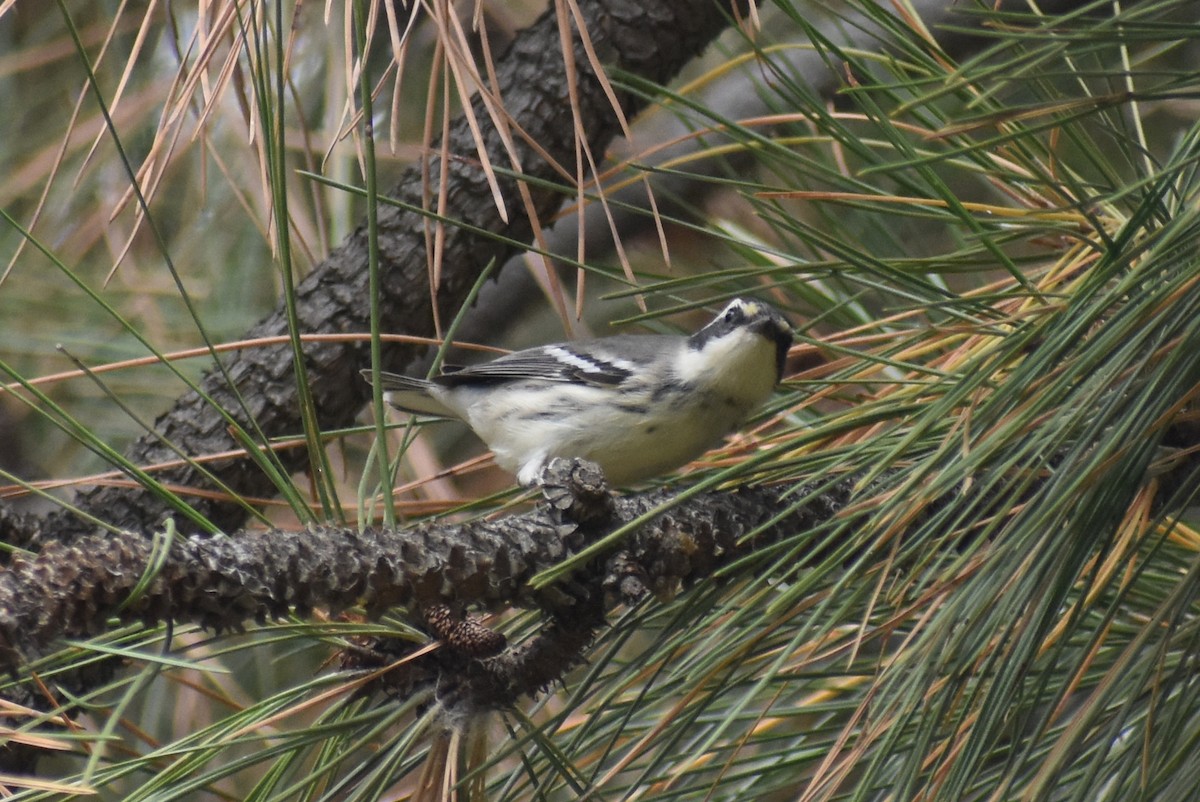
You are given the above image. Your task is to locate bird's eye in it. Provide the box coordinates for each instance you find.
[725,307,741,323]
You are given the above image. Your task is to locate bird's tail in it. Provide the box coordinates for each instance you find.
[360,369,456,417]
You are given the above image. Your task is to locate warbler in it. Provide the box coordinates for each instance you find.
[364,298,793,486]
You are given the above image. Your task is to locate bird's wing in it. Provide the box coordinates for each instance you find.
[436,336,668,388]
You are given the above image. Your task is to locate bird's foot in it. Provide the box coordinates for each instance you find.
[538,458,615,526]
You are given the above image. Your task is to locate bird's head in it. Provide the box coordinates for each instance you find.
[687,298,794,383]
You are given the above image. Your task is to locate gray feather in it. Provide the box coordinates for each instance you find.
[361,370,456,417]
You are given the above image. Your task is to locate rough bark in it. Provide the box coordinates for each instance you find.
[0,460,857,705]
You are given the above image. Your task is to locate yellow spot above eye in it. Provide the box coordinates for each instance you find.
[742,302,760,316]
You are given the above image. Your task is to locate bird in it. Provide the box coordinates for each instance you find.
[363,298,793,486]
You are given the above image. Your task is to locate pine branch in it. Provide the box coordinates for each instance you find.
[8,418,1199,714]
[0,461,854,700]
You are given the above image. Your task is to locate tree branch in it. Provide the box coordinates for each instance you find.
[8,418,1199,713]
[0,461,859,708]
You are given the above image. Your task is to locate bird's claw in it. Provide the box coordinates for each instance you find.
[538,458,615,525]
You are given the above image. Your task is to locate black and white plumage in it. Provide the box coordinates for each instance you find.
[364,298,793,486]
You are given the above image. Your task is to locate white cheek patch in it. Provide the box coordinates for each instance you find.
[675,329,756,385]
